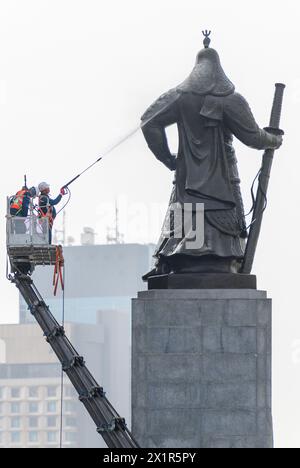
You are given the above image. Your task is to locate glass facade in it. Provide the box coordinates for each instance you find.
[20,296,132,325]
[28,417,38,428]
[11,432,21,443]
[28,387,39,399]
[63,401,75,413]
[0,384,77,448]
[19,244,153,325]
[11,388,21,399]
[11,417,21,429]
[47,431,58,443]
[0,363,61,379]
[11,403,20,414]
[47,416,57,428]
[65,417,76,427]
[28,431,38,443]
[46,402,57,413]
[28,402,39,414]
[65,432,77,443]
[47,387,57,398]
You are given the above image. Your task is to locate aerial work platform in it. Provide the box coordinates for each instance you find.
[6,197,56,272]
[5,196,139,448]
[7,244,57,267]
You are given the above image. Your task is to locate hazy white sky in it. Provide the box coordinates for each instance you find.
[0,0,300,447]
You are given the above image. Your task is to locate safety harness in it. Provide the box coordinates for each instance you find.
[38,194,54,228]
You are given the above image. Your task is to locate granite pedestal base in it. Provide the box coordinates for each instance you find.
[132,289,273,449]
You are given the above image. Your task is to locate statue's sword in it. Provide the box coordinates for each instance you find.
[241,83,285,275]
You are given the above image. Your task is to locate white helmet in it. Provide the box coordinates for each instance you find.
[38,182,50,193]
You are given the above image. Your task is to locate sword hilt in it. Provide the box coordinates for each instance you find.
[269,83,286,130]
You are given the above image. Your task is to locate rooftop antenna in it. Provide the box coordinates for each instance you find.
[106,201,124,244]
[202,30,212,48]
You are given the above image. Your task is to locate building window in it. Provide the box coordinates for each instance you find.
[11,403,20,414]
[0,388,4,400]
[0,417,3,429]
[47,402,57,413]
[64,401,75,413]
[11,388,21,399]
[47,416,57,428]
[0,403,3,414]
[28,417,38,428]
[11,432,21,444]
[47,431,58,443]
[65,417,77,428]
[29,402,39,414]
[29,431,38,443]
[65,432,77,443]
[47,386,57,398]
[65,387,75,398]
[11,417,21,429]
[28,387,39,399]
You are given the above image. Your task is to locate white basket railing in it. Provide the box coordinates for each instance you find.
[6,197,50,247]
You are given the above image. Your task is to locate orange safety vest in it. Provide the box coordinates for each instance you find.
[10,190,27,212]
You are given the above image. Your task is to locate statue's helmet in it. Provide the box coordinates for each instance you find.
[177,48,235,97]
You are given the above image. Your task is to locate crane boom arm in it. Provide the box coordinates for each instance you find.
[9,272,139,449]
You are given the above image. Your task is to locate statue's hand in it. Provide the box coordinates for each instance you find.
[163,154,177,171]
[169,154,177,171]
[264,129,284,150]
[274,135,283,149]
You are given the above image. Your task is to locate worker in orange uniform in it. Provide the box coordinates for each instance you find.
[10,186,37,233]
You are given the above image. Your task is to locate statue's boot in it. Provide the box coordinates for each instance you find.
[142,261,171,282]
[143,255,243,281]
[168,255,242,274]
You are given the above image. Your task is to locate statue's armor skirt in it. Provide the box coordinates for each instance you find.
[154,145,246,261]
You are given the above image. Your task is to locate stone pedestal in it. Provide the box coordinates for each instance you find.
[132,289,273,449]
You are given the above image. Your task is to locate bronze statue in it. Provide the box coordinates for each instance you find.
[142,33,283,280]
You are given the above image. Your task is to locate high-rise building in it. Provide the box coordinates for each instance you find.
[0,322,104,448]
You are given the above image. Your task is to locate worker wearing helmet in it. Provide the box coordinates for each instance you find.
[10,186,37,217]
[10,186,37,234]
[38,182,66,244]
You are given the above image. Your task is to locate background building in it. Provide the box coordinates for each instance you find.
[0,322,103,448]
[1,242,154,448]
[20,243,154,325]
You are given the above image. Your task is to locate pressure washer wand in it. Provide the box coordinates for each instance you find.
[62,157,103,189]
